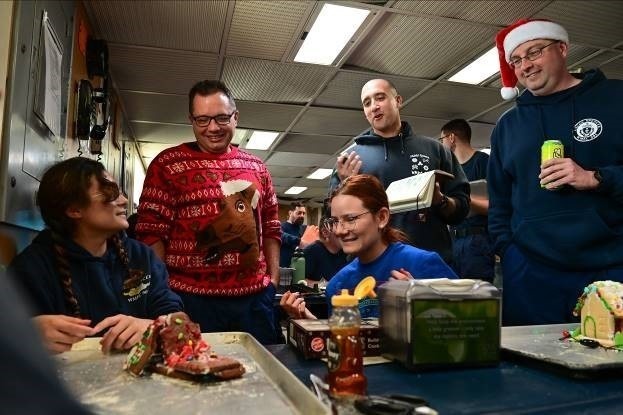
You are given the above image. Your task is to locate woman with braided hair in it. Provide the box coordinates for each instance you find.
[9,157,183,354]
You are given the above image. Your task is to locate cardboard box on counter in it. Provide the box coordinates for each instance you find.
[287,318,380,359]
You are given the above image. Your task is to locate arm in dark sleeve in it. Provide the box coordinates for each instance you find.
[280,223,301,249]
[596,165,623,204]
[487,127,513,258]
[440,149,470,225]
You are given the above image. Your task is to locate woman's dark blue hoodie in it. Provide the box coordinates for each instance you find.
[488,69,623,270]
[9,230,183,325]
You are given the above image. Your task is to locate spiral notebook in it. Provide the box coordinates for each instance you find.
[386,170,454,214]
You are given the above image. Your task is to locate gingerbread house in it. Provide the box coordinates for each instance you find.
[573,280,623,347]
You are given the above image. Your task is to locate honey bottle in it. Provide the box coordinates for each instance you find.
[327,289,367,396]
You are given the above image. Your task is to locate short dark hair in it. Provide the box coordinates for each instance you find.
[441,119,472,144]
[289,201,305,211]
[188,80,236,114]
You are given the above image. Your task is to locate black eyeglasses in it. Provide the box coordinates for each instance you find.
[438,134,450,143]
[326,211,370,232]
[190,112,236,127]
[508,41,559,68]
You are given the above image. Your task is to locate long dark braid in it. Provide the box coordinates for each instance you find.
[110,234,130,282]
[50,230,80,316]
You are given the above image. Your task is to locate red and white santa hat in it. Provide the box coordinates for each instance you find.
[496,19,569,100]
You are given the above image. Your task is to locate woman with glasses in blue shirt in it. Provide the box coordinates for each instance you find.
[281,174,456,319]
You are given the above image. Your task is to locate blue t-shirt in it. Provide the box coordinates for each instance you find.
[325,242,457,318]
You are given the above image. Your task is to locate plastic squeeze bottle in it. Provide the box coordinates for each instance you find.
[327,289,367,396]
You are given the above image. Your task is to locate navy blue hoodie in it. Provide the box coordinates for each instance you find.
[329,122,470,263]
[488,69,623,270]
[9,230,183,325]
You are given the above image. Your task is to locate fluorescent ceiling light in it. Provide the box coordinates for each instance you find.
[245,131,279,150]
[294,4,369,65]
[307,168,333,180]
[285,186,307,195]
[448,47,500,85]
[232,128,249,146]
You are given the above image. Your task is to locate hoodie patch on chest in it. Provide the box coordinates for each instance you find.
[574,118,602,142]
[123,269,151,301]
[410,154,431,174]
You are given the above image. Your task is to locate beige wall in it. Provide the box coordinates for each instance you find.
[0,0,14,147]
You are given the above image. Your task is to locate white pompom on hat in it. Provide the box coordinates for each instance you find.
[496,19,569,100]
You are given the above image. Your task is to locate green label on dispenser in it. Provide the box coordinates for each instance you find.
[410,299,500,366]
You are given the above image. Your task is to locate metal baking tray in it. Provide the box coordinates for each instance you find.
[56,332,329,414]
[501,324,623,379]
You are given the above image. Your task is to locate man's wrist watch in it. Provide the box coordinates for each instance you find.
[593,169,604,189]
[438,194,449,209]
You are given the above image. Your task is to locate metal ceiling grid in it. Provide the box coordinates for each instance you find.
[226,0,310,60]
[266,151,332,168]
[109,44,218,95]
[234,101,303,132]
[270,177,298,188]
[274,133,352,155]
[222,57,334,103]
[85,0,227,52]
[571,51,623,73]
[314,71,431,109]
[402,82,501,119]
[292,186,330,199]
[130,122,193,145]
[538,1,623,48]
[600,57,623,80]
[264,165,312,178]
[471,102,515,125]
[391,0,549,26]
[291,107,369,136]
[347,13,497,78]
[120,91,188,124]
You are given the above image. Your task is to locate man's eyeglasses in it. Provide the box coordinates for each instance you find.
[508,41,559,69]
[191,112,236,127]
[438,134,450,143]
[326,211,370,232]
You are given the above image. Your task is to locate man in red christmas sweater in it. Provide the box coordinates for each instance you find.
[135,80,282,344]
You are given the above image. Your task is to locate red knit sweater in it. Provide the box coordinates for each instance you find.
[136,143,281,296]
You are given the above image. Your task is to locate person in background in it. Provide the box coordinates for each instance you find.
[9,158,183,354]
[279,202,317,267]
[439,119,494,282]
[303,216,349,285]
[135,80,282,344]
[330,78,469,266]
[489,18,623,325]
[281,174,457,319]
[125,212,139,239]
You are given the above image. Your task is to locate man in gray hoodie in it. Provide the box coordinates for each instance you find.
[329,79,469,265]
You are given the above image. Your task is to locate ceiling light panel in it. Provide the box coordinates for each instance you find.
[294,3,369,65]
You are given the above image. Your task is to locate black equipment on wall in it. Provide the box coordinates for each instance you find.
[75,37,110,156]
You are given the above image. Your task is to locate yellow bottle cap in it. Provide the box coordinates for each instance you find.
[331,289,358,307]
[354,276,377,300]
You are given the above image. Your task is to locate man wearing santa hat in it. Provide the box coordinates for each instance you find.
[487,19,623,326]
